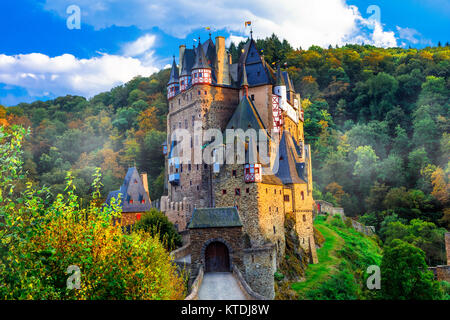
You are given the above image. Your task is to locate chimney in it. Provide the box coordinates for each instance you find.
[228,52,232,65]
[215,36,230,85]
[446,232,450,265]
[140,172,150,200]
[179,45,186,75]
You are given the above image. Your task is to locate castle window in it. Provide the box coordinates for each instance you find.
[301,191,305,200]
[192,115,195,126]
[280,190,282,195]
[303,214,306,222]
[185,120,188,129]
[251,94,255,101]
[276,207,278,212]
[246,188,250,194]
[236,205,239,210]
[284,195,290,202]
[222,189,227,195]
[180,165,183,173]
[197,186,200,191]
[204,91,207,95]
[204,164,208,169]
[188,164,191,171]
[274,189,276,194]
[232,170,237,177]
[269,207,271,212]
[198,90,201,95]
[252,255,254,263]
[266,188,268,193]
[197,164,199,170]
[190,180,192,186]
[178,122,181,128]
[235,188,241,196]
[273,226,276,234]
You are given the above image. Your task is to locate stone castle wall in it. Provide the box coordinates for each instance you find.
[165,84,239,231]
[242,245,276,299]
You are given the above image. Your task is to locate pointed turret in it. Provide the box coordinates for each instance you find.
[168,56,179,85]
[241,64,249,97]
[276,65,285,86]
[167,56,180,100]
[193,40,210,70]
[274,64,287,111]
[191,38,212,85]
[179,48,195,91]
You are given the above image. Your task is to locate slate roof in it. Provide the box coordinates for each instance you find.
[188,207,243,229]
[226,95,266,133]
[192,41,211,70]
[180,48,195,77]
[168,56,179,85]
[105,167,151,213]
[275,131,307,185]
[276,65,285,86]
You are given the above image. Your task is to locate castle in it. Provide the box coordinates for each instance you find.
[160,34,318,299]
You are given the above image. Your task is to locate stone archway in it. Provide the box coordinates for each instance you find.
[201,238,233,272]
[205,241,230,272]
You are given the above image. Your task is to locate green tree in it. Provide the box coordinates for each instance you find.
[134,209,182,251]
[381,239,442,300]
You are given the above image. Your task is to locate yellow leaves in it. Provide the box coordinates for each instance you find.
[137,106,159,134]
[318,119,328,130]
[431,167,449,205]
[301,98,312,110]
[419,51,434,61]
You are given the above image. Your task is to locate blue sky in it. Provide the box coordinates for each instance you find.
[0,0,448,106]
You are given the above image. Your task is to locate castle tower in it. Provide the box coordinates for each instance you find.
[215,36,231,85]
[274,65,287,111]
[167,56,179,100]
[191,39,212,85]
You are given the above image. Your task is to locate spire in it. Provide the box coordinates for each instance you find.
[192,39,210,69]
[241,64,249,97]
[168,55,179,85]
[276,64,285,87]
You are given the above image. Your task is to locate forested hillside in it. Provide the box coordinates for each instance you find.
[1,35,449,267]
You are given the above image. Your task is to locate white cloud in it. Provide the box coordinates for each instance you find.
[123,34,157,57]
[43,0,398,48]
[396,26,432,46]
[0,52,158,100]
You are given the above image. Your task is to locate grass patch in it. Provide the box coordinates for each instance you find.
[292,215,383,299]
[291,218,344,295]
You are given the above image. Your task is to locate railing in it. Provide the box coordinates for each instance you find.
[232,266,269,300]
[185,266,204,300]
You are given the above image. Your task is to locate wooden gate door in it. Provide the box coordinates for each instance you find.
[205,241,230,272]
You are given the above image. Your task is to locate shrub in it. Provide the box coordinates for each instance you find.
[0,126,185,300]
[134,208,182,251]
